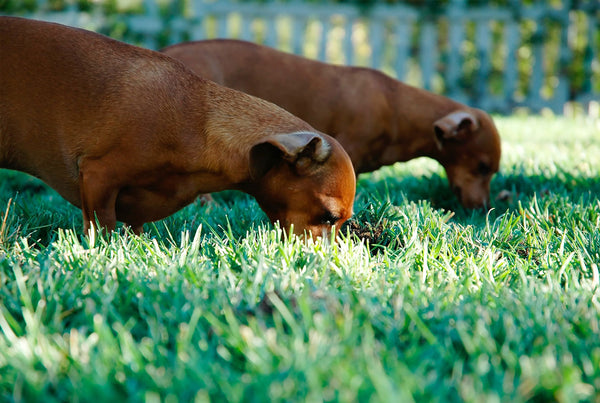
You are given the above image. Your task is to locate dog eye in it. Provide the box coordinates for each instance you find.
[319,211,340,225]
[477,162,492,176]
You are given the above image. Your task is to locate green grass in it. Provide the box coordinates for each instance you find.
[0,115,599,402]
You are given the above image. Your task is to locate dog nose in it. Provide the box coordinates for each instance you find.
[466,196,490,210]
[454,185,492,210]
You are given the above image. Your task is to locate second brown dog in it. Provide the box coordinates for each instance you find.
[163,39,502,209]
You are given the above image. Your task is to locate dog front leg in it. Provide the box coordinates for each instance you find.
[78,167,119,234]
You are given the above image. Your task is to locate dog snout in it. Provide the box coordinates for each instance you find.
[453,184,492,209]
[469,199,489,210]
[463,194,490,210]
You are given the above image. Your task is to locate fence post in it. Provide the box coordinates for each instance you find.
[393,21,412,81]
[474,14,493,110]
[446,0,467,103]
[343,17,355,66]
[578,5,599,108]
[291,15,306,55]
[318,17,331,62]
[126,0,163,48]
[369,17,385,70]
[190,1,207,40]
[553,0,571,113]
[419,19,437,91]
[264,13,278,48]
[503,16,520,112]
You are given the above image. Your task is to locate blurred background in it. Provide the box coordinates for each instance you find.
[1,0,598,115]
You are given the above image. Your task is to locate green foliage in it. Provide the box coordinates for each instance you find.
[0,115,599,401]
[2,1,598,108]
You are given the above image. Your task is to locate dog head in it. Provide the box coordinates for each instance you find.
[248,131,355,238]
[433,109,501,209]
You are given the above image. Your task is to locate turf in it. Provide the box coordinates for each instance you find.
[0,115,599,402]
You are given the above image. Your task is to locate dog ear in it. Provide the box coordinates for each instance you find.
[433,111,480,149]
[249,132,331,179]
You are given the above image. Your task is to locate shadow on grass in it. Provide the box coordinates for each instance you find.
[346,167,600,250]
[0,170,267,246]
[357,168,600,219]
[1,166,599,247]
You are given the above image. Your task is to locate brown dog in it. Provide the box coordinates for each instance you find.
[162,39,502,209]
[0,18,355,238]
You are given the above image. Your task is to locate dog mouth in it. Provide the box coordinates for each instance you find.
[452,184,490,210]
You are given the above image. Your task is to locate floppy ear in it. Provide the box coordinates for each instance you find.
[433,111,480,149]
[249,131,331,179]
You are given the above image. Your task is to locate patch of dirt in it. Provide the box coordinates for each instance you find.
[346,220,382,243]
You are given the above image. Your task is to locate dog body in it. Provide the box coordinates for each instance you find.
[0,18,355,237]
[162,39,501,208]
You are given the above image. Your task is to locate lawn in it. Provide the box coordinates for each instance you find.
[0,115,599,402]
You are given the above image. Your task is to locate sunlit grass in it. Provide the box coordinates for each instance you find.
[0,115,599,402]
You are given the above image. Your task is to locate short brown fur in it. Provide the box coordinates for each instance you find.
[163,39,502,208]
[0,18,355,237]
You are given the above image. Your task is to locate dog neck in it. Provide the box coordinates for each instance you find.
[378,77,465,166]
[184,79,314,191]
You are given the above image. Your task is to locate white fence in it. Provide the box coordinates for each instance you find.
[3,0,599,114]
